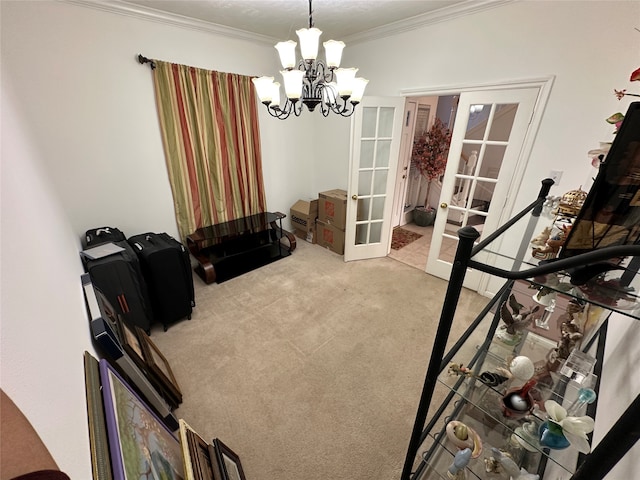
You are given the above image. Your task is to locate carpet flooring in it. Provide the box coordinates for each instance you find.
[149,241,487,480]
[391,227,423,250]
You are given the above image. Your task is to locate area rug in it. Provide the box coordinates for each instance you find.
[391,227,423,250]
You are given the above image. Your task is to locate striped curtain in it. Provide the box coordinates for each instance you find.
[151,61,266,241]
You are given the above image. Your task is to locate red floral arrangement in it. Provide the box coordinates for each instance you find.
[608,66,640,133]
[411,118,451,207]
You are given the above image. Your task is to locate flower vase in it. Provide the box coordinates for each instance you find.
[538,421,571,450]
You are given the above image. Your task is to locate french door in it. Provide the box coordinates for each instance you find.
[425,87,540,289]
[344,97,405,261]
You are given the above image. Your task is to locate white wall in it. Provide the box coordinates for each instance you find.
[1,86,98,477]
[1,0,317,240]
[2,0,639,477]
[347,0,639,208]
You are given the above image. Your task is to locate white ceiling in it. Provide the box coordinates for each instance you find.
[111,0,508,43]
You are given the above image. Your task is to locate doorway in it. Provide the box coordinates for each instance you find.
[389,94,460,271]
[388,77,554,290]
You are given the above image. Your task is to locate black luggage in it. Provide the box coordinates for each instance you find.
[128,232,195,331]
[85,227,126,248]
[83,240,154,334]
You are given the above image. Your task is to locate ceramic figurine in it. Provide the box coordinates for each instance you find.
[491,448,540,480]
[445,421,483,458]
[447,447,472,479]
[496,294,540,345]
[530,226,551,246]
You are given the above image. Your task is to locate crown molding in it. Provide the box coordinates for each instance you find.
[61,0,279,45]
[61,0,514,47]
[343,0,516,45]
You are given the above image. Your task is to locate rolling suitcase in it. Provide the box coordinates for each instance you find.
[128,232,195,331]
[83,239,154,334]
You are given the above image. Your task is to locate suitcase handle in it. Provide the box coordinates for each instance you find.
[95,228,112,236]
[133,242,143,251]
[117,294,130,313]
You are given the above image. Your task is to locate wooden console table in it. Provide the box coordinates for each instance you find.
[185,212,296,284]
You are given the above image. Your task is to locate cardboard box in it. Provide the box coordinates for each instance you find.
[290,199,318,232]
[316,220,345,255]
[318,189,347,229]
[294,226,316,244]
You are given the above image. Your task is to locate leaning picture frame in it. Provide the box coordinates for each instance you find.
[99,358,184,480]
[138,329,183,404]
[84,351,113,480]
[213,438,247,480]
[179,419,219,480]
[116,317,146,372]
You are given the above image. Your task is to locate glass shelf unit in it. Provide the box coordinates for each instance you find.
[401,180,640,480]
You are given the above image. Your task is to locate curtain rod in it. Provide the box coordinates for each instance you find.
[137,54,156,70]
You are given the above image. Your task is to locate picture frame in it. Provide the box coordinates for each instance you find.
[213,438,246,480]
[179,419,219,480]
[99,358,184,480]
[84,351,114,480]
[138,328,183,405]
[116,317,146,372]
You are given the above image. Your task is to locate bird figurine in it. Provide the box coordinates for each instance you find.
[500,294,540,335]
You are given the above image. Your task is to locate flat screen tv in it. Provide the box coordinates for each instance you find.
[560,102,640,258]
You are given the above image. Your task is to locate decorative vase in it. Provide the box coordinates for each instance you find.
[413,207,436,227]
[500,379,536,419]
[538,421,570,450]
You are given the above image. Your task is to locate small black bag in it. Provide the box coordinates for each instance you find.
[85,227,126,248]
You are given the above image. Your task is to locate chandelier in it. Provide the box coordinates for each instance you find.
[251,0,368,120]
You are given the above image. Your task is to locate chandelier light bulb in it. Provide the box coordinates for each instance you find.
[275,40,297,69]
[281,69,305,99]
[350,78,369,103]
[323,40,345,68]
[251,76,275,104]
[296,27,322,61]
[335,67,358,96]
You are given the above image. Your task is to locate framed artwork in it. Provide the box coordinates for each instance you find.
[117,318,147,371]
[138,329,183,405]
[213,438,246,480]
[84,351,113,480]
[99,358,185,480]
[179,419,219,480]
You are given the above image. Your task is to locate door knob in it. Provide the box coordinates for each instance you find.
[440,202,448,209]
[352,194,358,200]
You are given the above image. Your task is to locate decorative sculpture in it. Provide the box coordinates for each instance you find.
[445,421,483,458]
[490,448,540,480]
[446,447,472,479]
[496,294,540,345]
[530,226,551,246]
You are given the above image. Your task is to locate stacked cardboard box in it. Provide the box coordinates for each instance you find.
[290,199,318,244]
[316,189,347,255]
